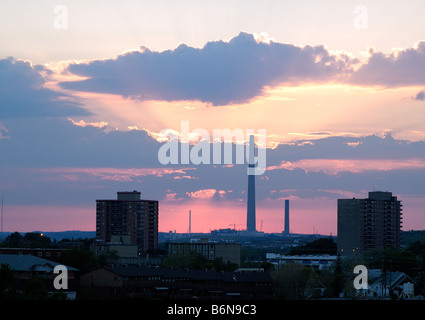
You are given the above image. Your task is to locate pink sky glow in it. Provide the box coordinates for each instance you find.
[4,195,424,235]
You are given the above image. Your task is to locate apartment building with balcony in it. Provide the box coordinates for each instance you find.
[96,191,158,254]
[337,191,402,256]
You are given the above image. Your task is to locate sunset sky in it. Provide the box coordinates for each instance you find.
[1,0,425,235]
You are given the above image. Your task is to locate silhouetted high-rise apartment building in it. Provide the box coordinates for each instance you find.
[337,191,402,256]
[96,191,158,253]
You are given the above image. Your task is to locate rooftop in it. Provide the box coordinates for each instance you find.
[0,254,78,271]
[101,265,272,283]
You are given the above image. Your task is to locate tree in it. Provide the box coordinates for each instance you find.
[19,278,49,300]
[323,254,345,297]
[413,271,425,296]
[2,232,22,247]
[288,237,337,255]
[1,232,52,248]
[22,232,52,248]
[364,248,421,276]
[407,240,425,272]
[273,263,314,300]
[0,263,15,298]
[58,247,98,274]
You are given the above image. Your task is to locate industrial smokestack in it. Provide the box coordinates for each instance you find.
[284,199,290,235]
[246,135,256,233]
[188,210,191,234]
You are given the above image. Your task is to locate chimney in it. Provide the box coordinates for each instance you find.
[284,199,290,235]
[246,135,256,233]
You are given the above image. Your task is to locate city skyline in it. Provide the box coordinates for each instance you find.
[1,1,425,235]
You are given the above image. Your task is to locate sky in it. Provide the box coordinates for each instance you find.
[1,0,425,235]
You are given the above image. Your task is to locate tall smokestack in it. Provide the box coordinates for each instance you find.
[284,200,290,235]
[188,210,191,234]
[246,135,256,233]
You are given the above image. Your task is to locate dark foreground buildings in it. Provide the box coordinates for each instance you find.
[0,254,78,299]
[337,191,402,256]
[96,191,158,254]
[167,241,241,265]
[80,265,273,299]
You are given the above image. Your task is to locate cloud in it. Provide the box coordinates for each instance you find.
[266,158,425,175]
[0,57,89,118]
[60,32,355,106]
[265,132,425,165]
[36,167,191,182]
[350,41,425,87]
[186,189,218,199]
[0,117,162,168]
[57,35,425,105]
[185,188,228,199]
[69,119,108,128]
[2,116,425,212]
[415,90,425,101]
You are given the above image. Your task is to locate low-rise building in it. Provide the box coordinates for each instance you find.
[0,247,71,262]
[92,234,138,256]
[366,270,416,299]
[0,254,78,299]
[266,253,337,270]
[80,265,273,299]
[168,241,241,266]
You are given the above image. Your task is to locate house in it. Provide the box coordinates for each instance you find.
[0,254,78,299]
[366,269,416,299]
[168,241,241,266]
